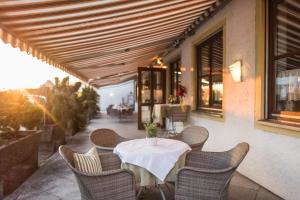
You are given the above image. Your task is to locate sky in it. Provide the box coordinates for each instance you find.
[0,41,81,90]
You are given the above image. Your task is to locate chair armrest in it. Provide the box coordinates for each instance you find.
[76,169,136,200]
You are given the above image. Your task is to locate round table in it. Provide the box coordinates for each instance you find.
[113,138,191,200]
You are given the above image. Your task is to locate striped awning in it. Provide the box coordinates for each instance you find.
[0,0,227,87]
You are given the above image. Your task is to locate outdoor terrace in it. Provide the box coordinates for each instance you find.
[4,114,282,200]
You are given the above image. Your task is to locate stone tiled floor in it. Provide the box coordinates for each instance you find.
[4,114,284,200]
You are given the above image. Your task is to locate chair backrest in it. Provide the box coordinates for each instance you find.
[110,108,119,116]
[181,125,209,150]
[168,105,190,122]
[90,129,120,150]
[106,104,113,114]
[227,142,249,168]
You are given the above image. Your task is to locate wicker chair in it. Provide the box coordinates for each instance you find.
[58,145,136,200]
[106,104,114,115]
[90,128,129,151]
[175,142,250,200]
[172,126,209,150]
[166,105,191,133]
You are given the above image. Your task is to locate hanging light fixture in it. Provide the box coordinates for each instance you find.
[152,57,167,69]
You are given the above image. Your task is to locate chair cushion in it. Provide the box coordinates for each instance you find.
[73,147,102,174]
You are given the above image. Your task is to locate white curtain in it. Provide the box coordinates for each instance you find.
[276,68,300,101]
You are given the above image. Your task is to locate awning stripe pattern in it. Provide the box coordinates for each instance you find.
[0,0,228,87]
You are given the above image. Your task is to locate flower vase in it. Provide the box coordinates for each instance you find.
[179,97,184,105]
[146,137,157,146]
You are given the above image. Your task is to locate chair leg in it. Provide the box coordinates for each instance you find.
[137,186,144,200]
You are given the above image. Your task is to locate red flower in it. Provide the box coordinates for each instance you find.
[176,85,187,97]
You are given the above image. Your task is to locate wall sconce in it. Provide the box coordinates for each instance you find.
[228,60,242,82]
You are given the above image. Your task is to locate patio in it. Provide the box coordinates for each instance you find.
[0,0,300,199]
[4,114,282,200]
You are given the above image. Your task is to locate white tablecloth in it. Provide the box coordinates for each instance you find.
[113,138,191,181]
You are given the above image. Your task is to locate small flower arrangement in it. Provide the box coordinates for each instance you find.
[144,122,158,138]
[168,95,177,104]
[176,85,187,98]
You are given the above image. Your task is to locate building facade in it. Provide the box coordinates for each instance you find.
[164,0,300,199]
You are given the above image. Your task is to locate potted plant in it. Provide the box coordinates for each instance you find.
[49,77,87,136]
[79,86,99,120]
[176,84,187,104]
[0,90,42,197]
[144,122,158,146]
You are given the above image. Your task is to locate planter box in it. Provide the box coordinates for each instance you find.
[0,131,41,197]
[40,125,66,152]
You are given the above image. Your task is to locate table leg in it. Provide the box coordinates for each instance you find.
[158,185,167,200]
[137,186,144,199]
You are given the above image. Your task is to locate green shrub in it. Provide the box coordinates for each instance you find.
[0,90,43,132]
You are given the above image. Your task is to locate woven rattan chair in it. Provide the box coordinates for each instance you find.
[90,128,129,151]
[175,142,249,200]
[171,126,209,150]
[106,104,113,115]
[166,105,190,133]
[58,145,136,200]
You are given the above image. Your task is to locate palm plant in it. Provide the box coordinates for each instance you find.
[49,77,87,133]
[79,86,99,120]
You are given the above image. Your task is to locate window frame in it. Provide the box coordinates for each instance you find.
[267,0,300,122]
[169,58,182,100]
[196,30,223,114]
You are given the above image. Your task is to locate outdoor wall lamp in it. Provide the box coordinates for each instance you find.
[228,60,242,82]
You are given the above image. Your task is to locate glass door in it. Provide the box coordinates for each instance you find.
[138,67,166,129]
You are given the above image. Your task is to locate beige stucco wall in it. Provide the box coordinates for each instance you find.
[164,0,300,199]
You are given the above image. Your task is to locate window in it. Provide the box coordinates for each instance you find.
[267,0,300,122]
[196,30,223,113]
[170,58,182,102]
